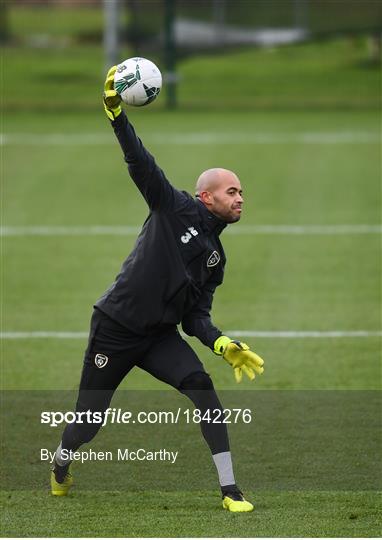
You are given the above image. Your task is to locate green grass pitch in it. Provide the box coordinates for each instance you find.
[1,38,381,536]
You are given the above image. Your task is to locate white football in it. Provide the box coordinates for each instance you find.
[114,57,162,107]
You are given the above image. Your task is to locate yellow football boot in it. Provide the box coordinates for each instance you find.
[50,463,73,496]
[222,489,254,512]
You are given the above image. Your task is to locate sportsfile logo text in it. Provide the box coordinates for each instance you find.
[41,407,253,427]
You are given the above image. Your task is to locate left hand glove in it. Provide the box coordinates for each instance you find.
[214,335,265,383]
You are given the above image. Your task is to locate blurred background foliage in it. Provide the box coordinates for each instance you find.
[1,0,381,112]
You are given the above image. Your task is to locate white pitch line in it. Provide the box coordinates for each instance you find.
[1,330,381,340]
[227,330,382,338]
[1,224,381,237]
[0,132,379,146]
[224,224,382,235]
[1,332,89,339]
[0,225,142,237]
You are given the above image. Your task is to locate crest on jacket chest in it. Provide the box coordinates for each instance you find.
[207,251,220,267]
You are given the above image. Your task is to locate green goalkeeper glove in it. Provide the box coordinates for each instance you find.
[214,335,264,383]
[103,66,122,121]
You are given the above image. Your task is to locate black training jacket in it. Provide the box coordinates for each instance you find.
[95,112,226,350]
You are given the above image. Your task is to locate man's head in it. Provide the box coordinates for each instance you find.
[195,168,244,223]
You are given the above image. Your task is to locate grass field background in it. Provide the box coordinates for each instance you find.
[1,9,381,536]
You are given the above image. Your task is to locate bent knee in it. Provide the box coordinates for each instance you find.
[179,371,214,391]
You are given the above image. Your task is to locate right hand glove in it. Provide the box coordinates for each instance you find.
[103,66,122,121]
[214,335,265,383]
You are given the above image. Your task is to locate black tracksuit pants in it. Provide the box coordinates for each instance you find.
[62,309,229,456]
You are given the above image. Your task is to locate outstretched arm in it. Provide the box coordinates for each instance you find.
[103,66,188,212]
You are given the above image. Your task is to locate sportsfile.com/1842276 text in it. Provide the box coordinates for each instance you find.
[41,408,253,427]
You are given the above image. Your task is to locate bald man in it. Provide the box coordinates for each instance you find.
[195,168,244,223]
[50,67,264,512]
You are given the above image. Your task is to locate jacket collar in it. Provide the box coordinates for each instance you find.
[196,199,227,235]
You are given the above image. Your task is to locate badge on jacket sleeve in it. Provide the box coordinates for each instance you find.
[207,251,220,267]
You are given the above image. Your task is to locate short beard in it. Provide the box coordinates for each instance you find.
[209,207,241,224]
[225,214,241,224]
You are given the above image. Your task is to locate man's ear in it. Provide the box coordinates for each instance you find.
[199,191,213,206]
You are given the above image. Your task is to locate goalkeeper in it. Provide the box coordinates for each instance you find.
[51,67,264,512]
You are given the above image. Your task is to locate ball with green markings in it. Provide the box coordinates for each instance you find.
[114,57,162,107]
